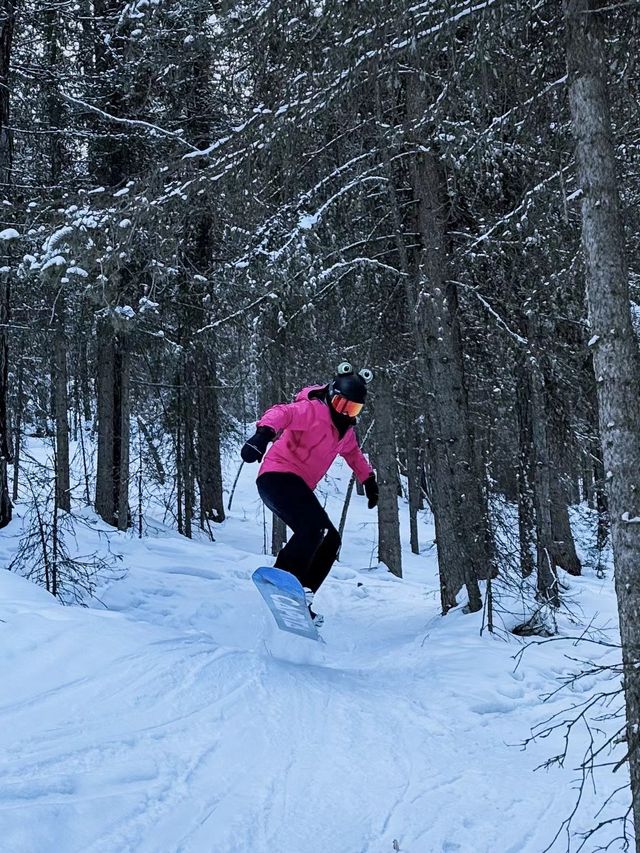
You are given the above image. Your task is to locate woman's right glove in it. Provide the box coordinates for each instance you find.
[241,426,276,463]
[363,474,379,509]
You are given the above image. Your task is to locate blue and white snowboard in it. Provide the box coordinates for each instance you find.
[252,567,319,641]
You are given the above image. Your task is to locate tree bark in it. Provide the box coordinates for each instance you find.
[529,361,561,607]
[408,152,488,613]
[406,413,423,556]
[197,349,225,527]
[565,2,640,844]
[0,0,14,528]
[0,266,11,526]
[176,392,184,535]
[375,77,487,608]
[53,289,71,512]
[95,316,130,528]
[585,364,610,544]
[550,476,581,575]
[0,0,14,188]
[515,355,535,578]
[374,373,402,577]
[115,332,130,531]
[11,348,22,502]
[549,410,582,576]
[183,360,195,539]
[582,454,594,506]
[95,318,116,525]
[184,421,194,540]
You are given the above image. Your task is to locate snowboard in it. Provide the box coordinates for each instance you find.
[252,566,320,641]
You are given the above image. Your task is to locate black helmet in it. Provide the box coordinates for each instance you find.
[327,362,373,417]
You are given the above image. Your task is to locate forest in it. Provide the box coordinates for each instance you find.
[1,1,640,851]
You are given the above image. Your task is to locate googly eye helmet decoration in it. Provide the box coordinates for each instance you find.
[327,361,374,418]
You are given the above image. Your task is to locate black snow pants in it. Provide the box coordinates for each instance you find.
[257,471,341,593]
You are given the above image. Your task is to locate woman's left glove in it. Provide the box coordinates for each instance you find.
[241,426,276,463]
[363,474,379,509]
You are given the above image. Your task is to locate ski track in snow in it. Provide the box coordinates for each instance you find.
[0,455,629,853]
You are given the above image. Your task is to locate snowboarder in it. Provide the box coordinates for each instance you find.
[241,362,379,626]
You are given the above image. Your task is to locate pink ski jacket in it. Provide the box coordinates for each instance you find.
[257,385,374,491]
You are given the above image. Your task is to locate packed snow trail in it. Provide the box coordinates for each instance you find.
[0,460,629,853]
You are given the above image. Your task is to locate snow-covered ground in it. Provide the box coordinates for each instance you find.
[0,448,630,853]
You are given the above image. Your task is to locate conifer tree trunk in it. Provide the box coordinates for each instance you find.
[550,478,581,576]
[179,25,226,531]
[115,332,130,531]
[406,413,422,556]
[95,318,116,525]
[79,333,92,425]
[0,0,14,528]
[408,151,488,613]
[548,405,582,575]
[176,387,184,536]
[197,351,225,527]
[529,362,561,607]
[565,2,640,843]
[183,358,195,539]
[184,416,194,540]
[0,0,14,187]
[374,374,402,577]
[11,349,22,502]
[585,366,610,545]
[376,76,488,610]
[45,9,70,514]
[0,266,10,527]
[53,289,70,512]
[95,317,130,528]
[515,356,535,578]
[88,0,132,529]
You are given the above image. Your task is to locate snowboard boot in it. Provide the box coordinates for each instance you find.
[303,588,324,628]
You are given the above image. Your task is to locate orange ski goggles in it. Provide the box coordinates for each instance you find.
[330,394,364,418]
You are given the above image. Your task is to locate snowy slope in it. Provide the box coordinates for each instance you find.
[0,455,630,853]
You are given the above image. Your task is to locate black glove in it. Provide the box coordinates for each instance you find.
[363,474,379,509]
[241,426,276,463]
